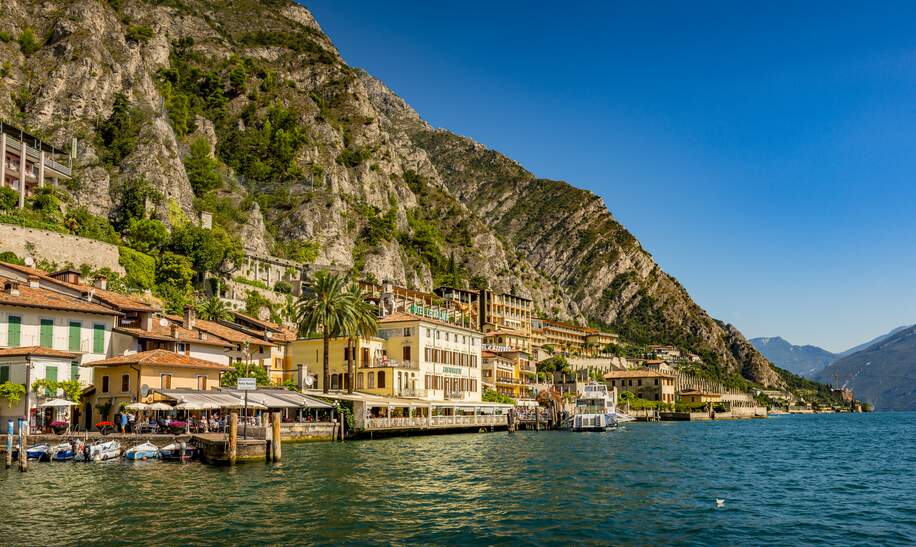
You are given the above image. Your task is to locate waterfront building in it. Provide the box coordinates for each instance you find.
[112,311,235,367]
[227,311,297,383]
[84,349,228,425]
[479,289,532,335]
[434,286,481,330]
[604,369,676,404]
[0,121,74,208]
[679,388,722,404]
[289,311,483,402]
[539,318,590,354]
[173,308,280,380]
[0,346,79,433]
[0,273,119,384]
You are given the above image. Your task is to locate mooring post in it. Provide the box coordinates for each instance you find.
[18,417,27,472]
[271,412,282,462]
[228,411,238,465]
[5,419,13,468]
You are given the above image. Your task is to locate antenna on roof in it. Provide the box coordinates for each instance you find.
[24,257,35,267]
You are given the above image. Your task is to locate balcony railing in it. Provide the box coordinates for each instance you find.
[365,414,507,430]
[4,137,72,177]
[363,358,419,370]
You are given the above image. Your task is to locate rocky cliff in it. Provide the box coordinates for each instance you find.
[0,0,785,387]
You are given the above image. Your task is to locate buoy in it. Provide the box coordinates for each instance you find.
[715,499,725,508]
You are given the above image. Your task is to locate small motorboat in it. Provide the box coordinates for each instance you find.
[25,444,52,462]
[88,440,121,461]
[51,442,76,461]
[159,442,198,461]
[123,441,160,461]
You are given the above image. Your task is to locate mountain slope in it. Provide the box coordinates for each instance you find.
[837,325,912,359]
[816,326,916,410]
[750,337,836,378]
[0,0,789,388]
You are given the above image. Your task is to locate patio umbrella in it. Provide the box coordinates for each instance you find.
[175,401,220,410]
[147,402,174,411]
[39,398,77,407]
[125,402,151,411]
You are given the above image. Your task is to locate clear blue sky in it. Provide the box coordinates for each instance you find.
[303,1,916,352]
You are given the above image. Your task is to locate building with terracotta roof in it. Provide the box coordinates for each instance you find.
[0,346,80,433]
[604,369,676,404]
[84,349,229,425]
[482,350,524,398]
[0,274,119,386]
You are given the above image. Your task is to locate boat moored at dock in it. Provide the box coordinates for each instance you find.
[569,382,618,432]
[123,441,160,461]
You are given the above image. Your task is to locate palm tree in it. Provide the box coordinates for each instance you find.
[342,283,379,394]
[196,295,232,321]
[297,271,352,393]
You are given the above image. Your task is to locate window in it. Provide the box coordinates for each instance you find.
[121,374,130,392]
[361,348,369,366]
[654,379,659,385]
[403,346,411,361]
[357,372,364,389]
[70,361,80,382]
[343,347,349,361]
[367,372,375,389]
[403,328,412,337]
[40,319,54,348]
[102,375,110,393]
[444,332,450,342]
[197,375,207,390]
[436,331,440,340]
[160,374,172,389]
[177,343,187,354]
[89,323,104,353]
[7,315,21,347]
[426,328,431,337]
[0,365,7,383]
[377,371,386,389]
[69,321,82,352]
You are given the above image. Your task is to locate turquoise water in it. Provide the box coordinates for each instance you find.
[2,413,915,545]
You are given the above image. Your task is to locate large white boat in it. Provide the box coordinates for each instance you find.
[569,382,618,432]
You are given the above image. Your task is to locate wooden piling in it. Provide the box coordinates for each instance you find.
[18,417,27,472]
[271,412,282,462]
[228,412,238,465]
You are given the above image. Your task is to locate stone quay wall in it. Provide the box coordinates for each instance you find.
[0,223,124,274]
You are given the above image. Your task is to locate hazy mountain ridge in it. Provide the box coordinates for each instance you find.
[816,326,916,410]
[0,0,798,388]
[750,336,837,378]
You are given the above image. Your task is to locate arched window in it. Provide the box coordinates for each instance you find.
[368,372,375,389]
[331,374,339,390]
[357,372,364,389]
[378,371,386,389]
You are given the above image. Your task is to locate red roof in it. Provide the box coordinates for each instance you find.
[83,349,229,370]
[0,275,120,316]
[113,322,234,348]
[0,346,78,359]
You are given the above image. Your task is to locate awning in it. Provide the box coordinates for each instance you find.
[39,398,77,407]
[125,402,151,410]
[221,389,334,409]
[222,390,299,409]
[155,389,268,410]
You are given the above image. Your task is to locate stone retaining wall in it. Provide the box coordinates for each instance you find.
[0,223,124,274]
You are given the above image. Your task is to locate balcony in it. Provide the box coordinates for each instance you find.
[444,390,468,400]
[362,358,419,370]
[392,386,427,398]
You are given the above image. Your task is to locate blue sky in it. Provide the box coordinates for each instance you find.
[303,1,916,352]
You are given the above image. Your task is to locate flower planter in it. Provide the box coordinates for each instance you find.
[96,421,114,435]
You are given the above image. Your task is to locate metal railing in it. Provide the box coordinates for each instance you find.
[365,414,507,430]
[4,136,71,177]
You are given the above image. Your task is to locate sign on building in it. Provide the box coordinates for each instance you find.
[237,377,257,391]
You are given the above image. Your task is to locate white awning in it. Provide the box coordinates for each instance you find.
[39,398,77,407]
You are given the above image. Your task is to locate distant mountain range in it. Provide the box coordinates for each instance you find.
[749,337,837,378]
[815,326,916,410]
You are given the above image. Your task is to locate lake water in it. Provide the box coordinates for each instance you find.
[2,413,915,545]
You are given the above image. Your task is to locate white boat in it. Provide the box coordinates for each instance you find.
[569,382,618,432]
[88,440,121,461]
[123,441,160,461]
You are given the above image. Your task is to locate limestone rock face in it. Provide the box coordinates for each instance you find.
[0,0,786,387]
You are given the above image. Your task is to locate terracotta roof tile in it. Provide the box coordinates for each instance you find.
[0,275,120,316]
[0,346,78,359]
[113,322,234,348]
[194,319,274,346]
[603,368,673,379]
[83,349,229,370]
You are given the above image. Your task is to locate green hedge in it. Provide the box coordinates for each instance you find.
[118,246,156,290]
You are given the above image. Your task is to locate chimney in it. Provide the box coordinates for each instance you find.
[93,275,108,290]
[26,275,40,289]
[170,324,179,339]
[199,331,208,341]
[183,305,195,330]
[4,280,20,296]
[143,312,154,332]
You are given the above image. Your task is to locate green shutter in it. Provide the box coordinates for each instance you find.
[40,319,54,348]
[45,366,58,396]
[0,365,8,383]
[69,321,81,352]
[7,316,21,347]
[93,324,105,354]
[70,362,80,382]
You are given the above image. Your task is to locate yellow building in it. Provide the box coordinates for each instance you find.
[679,388,721,404]
[480,290,532,335]
[604,369,676,404]
[85,349,228,425]
[288,311,484,402]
